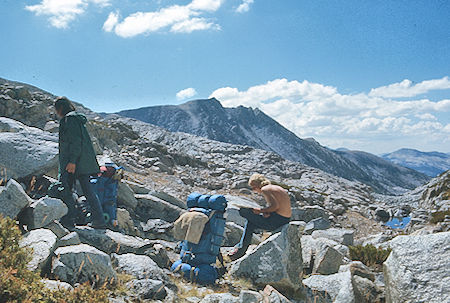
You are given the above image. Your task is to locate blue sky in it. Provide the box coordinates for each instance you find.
[1,0,449,153]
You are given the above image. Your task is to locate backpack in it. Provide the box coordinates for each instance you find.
[171,193,228,285]
[171,260,218,285]
[90,163,123,226]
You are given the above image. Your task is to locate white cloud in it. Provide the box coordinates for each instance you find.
[188,0,225,12]
[171,17,220,33]
[103,11,119,32]
[26,0,111,29]
[104,0,223,38]
[369,76,450,98]
[210,77,450,153]
[177,87,198,100]
[236,0,254,13]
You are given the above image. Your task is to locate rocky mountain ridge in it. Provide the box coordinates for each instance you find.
[382,148,450,177]
[116,98,430,194]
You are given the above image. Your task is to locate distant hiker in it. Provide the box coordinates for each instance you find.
[55,96,106,229]
[229,173,291,260]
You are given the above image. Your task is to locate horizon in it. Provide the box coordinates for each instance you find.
[1,0,449,154]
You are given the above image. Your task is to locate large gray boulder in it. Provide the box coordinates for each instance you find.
[304,217,331,235]
[312,228,355,246]
[0,179,32,218]
[126,279,167,300]
[52,244,117,286]
[135,194,184,222]
[384,232,450,303]
[303,271,355,303]
[292,205,328,223]
[21,197,68,229]
[200,293,239,303]
[45,220,70,238]
[303,262,382,303]
[313,245,344,275]
[0,117,58,179]
[19,228,57,272]
[301,235,343,272]
[75,226,151,254]
[230,221,304,292]
[56,232,81,248]
[239,290,263,303]
[111,253,168,282]
[117,181,138,210]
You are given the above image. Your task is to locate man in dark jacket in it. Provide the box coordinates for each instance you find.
[55,96,106,229]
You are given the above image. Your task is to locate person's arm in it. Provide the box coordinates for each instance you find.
[65,117,82,171]
[254,189,279,214]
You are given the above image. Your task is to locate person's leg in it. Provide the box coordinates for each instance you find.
[60,171,76,227]
[265,213,291,231]
[230,208,271,260]
[78,174,106,227]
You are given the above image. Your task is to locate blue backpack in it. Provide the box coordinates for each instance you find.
[90,163,123,226]
[172,193,228,284]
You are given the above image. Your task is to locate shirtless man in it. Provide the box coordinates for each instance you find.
[229,173,291,260]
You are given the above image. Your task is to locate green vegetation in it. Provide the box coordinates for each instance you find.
[349,244,391,270]
[0,215,110,303]
[430,210,450,224]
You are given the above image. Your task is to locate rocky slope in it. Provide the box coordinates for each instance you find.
[382,148,450,177]
[116,98,430,194]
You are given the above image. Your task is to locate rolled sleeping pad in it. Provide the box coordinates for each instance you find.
[198,195,211,209]
[186,192,202,208]
[208,195,227,211]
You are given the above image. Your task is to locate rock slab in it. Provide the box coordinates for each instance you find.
[52,244,117,286]
[22,197,68,229]
[0,117,58,178]
[383,232,450,303]
[230,221,304,292]
[0,179,32,219]
[19,228,57,272]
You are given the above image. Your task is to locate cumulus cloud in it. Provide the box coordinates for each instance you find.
[26,0,111,28]
[369,76,450,98]
[171,17,221,33]
[177,87,198,100]
[104,0,223,38]
[236,0,254,13]
[103,11,118,32]
[210,77,450,153]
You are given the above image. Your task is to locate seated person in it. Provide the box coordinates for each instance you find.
[229,173,291,260]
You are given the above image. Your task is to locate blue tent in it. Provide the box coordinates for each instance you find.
[385,216,411,229]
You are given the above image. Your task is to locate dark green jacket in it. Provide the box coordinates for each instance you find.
[58,111,99,176]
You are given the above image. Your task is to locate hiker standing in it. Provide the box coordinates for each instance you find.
[55,97,106,229]
[229,173,291,260]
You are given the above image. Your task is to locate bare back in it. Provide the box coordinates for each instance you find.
[261,184,292,218]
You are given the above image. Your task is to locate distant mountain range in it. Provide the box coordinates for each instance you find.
[116,98,430,194]
[382,148,450,177]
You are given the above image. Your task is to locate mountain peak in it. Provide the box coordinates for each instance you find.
[116,100,430,193]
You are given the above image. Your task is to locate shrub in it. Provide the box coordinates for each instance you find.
[0,215,109,303]
[430,210,450,224]
[349,244,391,270]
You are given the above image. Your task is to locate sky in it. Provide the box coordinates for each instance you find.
[1,0,449,154]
